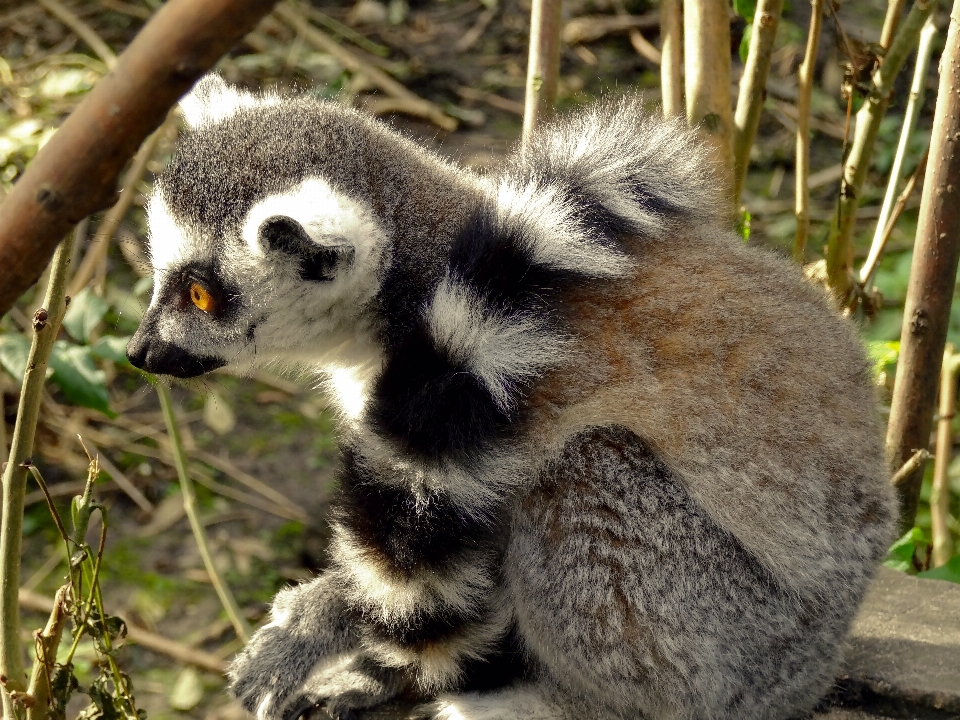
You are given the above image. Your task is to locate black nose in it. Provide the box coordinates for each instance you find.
[126,333,225,378]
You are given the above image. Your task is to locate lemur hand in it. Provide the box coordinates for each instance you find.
[229,575,403,720]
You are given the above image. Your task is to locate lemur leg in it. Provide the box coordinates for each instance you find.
[506,425,858,720]
[228,573,406,720]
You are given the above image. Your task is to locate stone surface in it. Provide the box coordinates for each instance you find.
[834,566,960,717]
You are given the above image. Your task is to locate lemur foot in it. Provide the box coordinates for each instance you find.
[229,576,405,720]
[232,641,405,720]
[281,653,408,720]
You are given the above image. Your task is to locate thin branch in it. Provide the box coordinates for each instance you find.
[931,345,958,568]
[824,0,938,299]
[38,0,117,69]
[859,146,928,287]
[0,231,75,707]
[890,448,931,487]
[733,0,784,206]
[456,4,498,52]
[156,384,251,643]
[660,0,682,117]
[868,14,937,265]
[67,110,178,298]
[23,586,69,720]
[18,589,227,674]
[609,0,660,65]
[887,0,960,533]
[79,440,154,514]
[793,0,824,262]
[560,11,659,44]
[880,0,910,49]
[685,0,735,205]
[0,0,279,318]
[271,3,456,131]
[522,0,563,147]
[456,86,525,116]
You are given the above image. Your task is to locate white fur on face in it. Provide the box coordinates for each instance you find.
[240,177,385,269]
[180,74,280,130]
[426,278,568,411]
[146,193,191,278]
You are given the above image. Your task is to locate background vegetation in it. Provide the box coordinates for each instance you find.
[0,0,958,718]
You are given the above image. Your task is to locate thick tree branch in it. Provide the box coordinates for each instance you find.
[886,0,960,533]
[0,0,279,318]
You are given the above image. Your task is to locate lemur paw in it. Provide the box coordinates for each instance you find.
[280,653,407,720]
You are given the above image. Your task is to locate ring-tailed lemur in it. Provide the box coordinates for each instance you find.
[127,75,895,720]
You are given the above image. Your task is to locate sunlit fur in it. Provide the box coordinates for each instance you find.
[130,76,896,720]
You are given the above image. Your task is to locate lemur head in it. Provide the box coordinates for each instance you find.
[126,76,390,378]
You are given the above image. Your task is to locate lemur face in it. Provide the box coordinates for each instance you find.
[126,77,387,379]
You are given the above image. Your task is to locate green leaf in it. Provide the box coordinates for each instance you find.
[736,208,752,242]
[864,340,900,380]
[739,22,753,63]
[884,527,926,573]
[733,0,757,21]
[90,335,133,366]
[0,331,34,382]
[63,288,108,344]
[49,341,115,417]
[917,554,960,584]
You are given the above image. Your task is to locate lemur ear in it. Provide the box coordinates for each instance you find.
[180,75,276,130]
[258,216,355,282]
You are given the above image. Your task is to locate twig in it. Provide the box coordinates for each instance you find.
[824,0,938,300]
[793,0,824,261]
[157,384,251,643]
[660,0,682,116]
[522,0,563,147]
[79,440,154,514]
[0,230,75,705]
[880,0,910,50]
[456,86,524,116]
[297,3,391,57]
[887,0,960,533]
[868,14,937,263]
[684,0,735,205]
[99,0,153,21]
[272,3,456,131]
[67,110,178,298]
[609,0,660,65]
[931,344,959,568]
[24,586,68,720]
[38,0,117,69]
[456,4,498,52]
[890,448,932,487]
[18,588,228,674]
[858,147,928,287]
[560,11,659,44]
[41,412,303,521]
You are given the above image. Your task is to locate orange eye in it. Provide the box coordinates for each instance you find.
[189,282,214,313]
